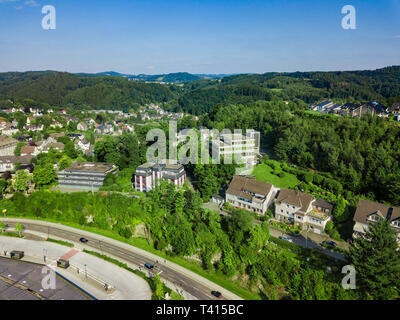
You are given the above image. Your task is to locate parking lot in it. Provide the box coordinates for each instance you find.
[0,257,92,300]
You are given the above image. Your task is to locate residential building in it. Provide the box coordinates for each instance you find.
[41,142,65,153]
[134,162,186,192]
[58,162,118,191]
[0,136,18,156]
[0,155,33,173]
[211,130,260,166]
[77,122,88,131]
[20,145,37,156]
[352,199,400,244]
[225,175,279,215]
[274,189,333,234]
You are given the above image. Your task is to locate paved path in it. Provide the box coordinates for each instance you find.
[1,218,243,300]
[0,236,152,300]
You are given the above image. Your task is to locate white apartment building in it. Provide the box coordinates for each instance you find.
[226,175,279,215]
[134,162,186,192]
[211,130,260,166]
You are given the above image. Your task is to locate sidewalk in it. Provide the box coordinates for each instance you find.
[1,218,243,300]
[0,235,152,300]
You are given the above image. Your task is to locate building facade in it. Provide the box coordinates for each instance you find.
[225,175,279,215]
[353,199,400,244]
[58,162,118,191]
[211,130,260,166]
[134,162,186,192]
[274,189,333,234]
[0,136,18,156]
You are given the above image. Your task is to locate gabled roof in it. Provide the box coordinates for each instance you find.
[353,199,400,224]
[276,188,314,213]
[227,176,273,200]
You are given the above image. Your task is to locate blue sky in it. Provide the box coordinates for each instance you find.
[0,0,399,74]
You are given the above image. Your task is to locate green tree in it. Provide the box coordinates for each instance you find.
[15,223,23,236]
[14,170,31,192]
[33,163,57,187]
[348,218,400,299]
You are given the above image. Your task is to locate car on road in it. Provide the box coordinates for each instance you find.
[79,237,89,243]
[321,240,337,247]
[211,291,222,298]
[279,236,293,243]
[144,263,154,270]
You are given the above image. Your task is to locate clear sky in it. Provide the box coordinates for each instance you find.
[0,0,399,74]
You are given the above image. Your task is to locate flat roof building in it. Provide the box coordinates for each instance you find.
[58,162,118,191]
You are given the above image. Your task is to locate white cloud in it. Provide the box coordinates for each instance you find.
[24,0,39,7]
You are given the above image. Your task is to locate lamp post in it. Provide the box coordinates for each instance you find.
[84,264,87,280]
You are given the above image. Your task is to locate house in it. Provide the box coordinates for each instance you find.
[0,155,33,173]
[20,145,37,156]
[134,162,186,192]
[42,143,65,153]
[0,136,18,156]
[353,199,400,244]
[24,124,44,132]
[58,162,118,191]
[50,120,63,128]
[225,175,279,215]
[74,138,90,153]
[274,189,333,234]
[77,122,88,131]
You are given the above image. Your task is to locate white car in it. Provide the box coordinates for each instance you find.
[279,236,293,243]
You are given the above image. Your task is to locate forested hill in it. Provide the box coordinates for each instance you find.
[174,66,400,114]
[0,66,399,114]
[0,71,178,112]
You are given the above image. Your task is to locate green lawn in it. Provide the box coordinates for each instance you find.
[252,162,300,189]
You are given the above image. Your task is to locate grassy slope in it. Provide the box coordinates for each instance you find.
[4,215,260,300]
[252,162,300,189]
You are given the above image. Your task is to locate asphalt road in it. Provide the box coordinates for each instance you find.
[2,220,232,300]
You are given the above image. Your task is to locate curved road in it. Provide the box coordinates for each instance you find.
[1,218,242,300]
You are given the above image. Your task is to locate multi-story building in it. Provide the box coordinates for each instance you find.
[58,162,118,191]
[225,175,279,215]
[0,136,18,156]
[211,130,260,166]
[274,189,333,234]
[134,162,186,192]
[353,199,400,244]
[0,156,33,173]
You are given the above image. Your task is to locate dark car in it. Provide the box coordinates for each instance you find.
[211,291,222,298]
[144,263,154,270]
[322,240,337,247]
[80,237,89,243]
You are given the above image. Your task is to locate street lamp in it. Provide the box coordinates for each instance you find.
[84,264,87,280]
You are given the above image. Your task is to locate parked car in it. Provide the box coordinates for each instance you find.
[322,240,337,247]
[79,237,89,243]
[211,291,222,298]
[144,263,154,270]
[279,236,293,243]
